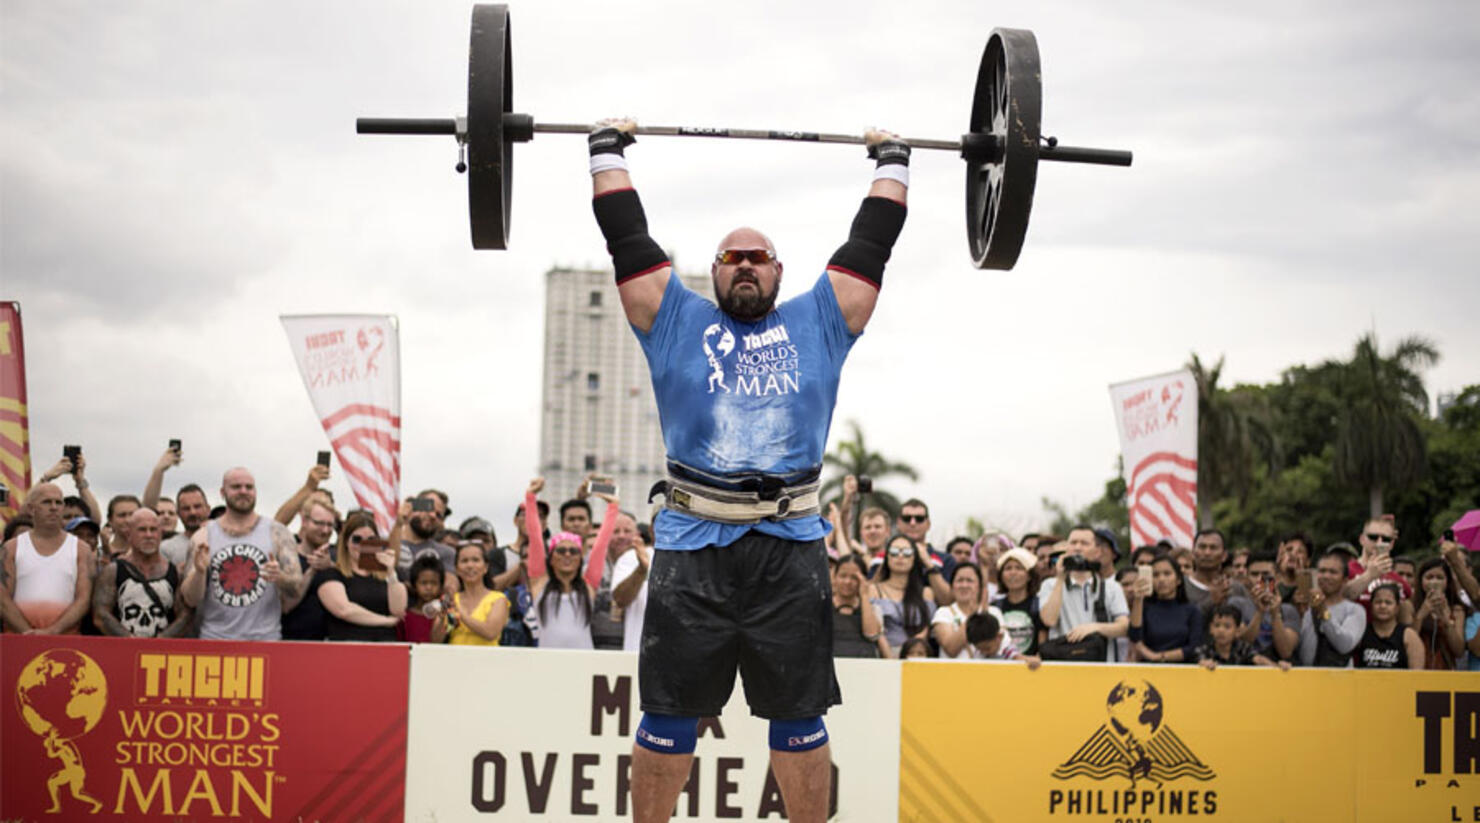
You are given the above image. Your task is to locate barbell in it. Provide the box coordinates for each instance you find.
[357,5,1132,270]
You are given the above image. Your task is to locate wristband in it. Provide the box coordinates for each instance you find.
[868,140,911,166]
[872,164,909,187]
[589,153,629,176]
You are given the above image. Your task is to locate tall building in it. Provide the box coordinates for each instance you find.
[538,265,712,509]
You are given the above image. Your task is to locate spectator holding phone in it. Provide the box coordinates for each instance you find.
[1128,555,1201,663]
[316,511,406,642]
[523,477,617,649]
[867,534,936,657]
[281,496,339,641]
[1343,516,1414,622]
[397,490,454,580]
[35,451,101,523]
[1297,550,1367,667]
[398,554,451,643]
[448,539,510,646]
[991,547,1044,656]
[1245,552,1301,662]
[1352,583,1423,669]
[1411,557,1467,669]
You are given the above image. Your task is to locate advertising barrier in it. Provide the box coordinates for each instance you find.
[403,646,902,822]
[0,635,409,822]
[899,660,1479,823]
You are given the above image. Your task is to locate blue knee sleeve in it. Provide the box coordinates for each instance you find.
[636,713,699,754]
[769,717,828,752]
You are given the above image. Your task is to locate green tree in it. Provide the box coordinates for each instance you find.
[1188,353,1276,528]
[1329,332,1439,518]
[820,420,920,521]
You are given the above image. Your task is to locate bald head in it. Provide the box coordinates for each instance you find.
[221,467,257,515]
[26,483,65,531]
[127,508,162,555]
[715,227,777,256]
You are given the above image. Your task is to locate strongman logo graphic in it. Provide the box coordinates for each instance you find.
[702,323,736,393]
[209,543,271,608]
[15,649,108,814]
[1053,679,1215,787]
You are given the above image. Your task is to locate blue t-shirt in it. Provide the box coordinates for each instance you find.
[635,272,858,549]
[1466,612,1480,672]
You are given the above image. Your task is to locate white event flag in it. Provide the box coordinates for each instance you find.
[1108,369,1198,550]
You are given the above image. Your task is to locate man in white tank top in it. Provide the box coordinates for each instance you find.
[179,468,305,641]
[2,483,95,633]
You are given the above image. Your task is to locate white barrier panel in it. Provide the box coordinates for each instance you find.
[404,647,900,821]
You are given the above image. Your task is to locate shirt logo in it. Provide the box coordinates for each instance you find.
[701,323,736,394]
[210,543,270,608]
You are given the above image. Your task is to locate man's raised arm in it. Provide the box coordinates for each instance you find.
[827,129,909,335]
[590,119,671,334]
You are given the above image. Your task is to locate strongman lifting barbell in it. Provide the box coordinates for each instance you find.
[356,4,1132,270]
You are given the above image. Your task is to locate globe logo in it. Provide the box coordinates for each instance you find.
[1052,678,1215,786]
[1106,679,1163,740]
[14,649,108,813]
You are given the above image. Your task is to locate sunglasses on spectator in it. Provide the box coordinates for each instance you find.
[886,546,915,558]
[1365,533,1394,544]
[899,514,927,524]
[714,248,775,265]
[1252,572,1276,581]
[552,546,582,556]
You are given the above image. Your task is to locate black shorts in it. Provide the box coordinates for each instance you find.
[638,532,841,720]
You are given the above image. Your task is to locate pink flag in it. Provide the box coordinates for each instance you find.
[281,315,401,533]
[1109,370,1198,550]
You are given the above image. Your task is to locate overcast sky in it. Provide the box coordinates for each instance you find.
[3,0,1477,542]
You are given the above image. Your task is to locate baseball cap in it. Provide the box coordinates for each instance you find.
[65,516,99,533]
[1093,528,1121,559]
[459,516,494,539]
[1325,542,1359,559]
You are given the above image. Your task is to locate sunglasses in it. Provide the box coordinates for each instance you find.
[714,248,775,265]
[886,546,915,558]
[899,514,927,524]
[1364,533,1394,544]
[552,546,582,556]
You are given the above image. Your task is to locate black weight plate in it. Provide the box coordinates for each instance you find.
[966,28,1041,270]
[468,4,512,250]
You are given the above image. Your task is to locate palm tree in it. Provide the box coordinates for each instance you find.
[1184,353,1255,526]
[1330,332,1438,517]
[820,420,920,522]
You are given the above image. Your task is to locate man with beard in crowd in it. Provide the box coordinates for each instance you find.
[158,484,211,571]
[92,507,192,638]
[180,468,304,641]
[281,496,339,639]
[396,489,454,580]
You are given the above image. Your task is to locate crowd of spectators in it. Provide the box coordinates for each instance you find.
[4,450,1478,675]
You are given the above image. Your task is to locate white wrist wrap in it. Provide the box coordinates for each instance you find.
[590,153,630,176]
[872,164,909,187]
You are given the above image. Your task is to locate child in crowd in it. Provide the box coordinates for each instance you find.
[1197,604,1289,670]
[966,612,1041,669]
[899,637,933,659]
[398,554,450,643]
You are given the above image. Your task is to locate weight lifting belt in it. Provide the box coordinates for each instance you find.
[826,195,907,290]
[593,188,670,284]
[661,460,821,524]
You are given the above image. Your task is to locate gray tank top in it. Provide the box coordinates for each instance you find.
[199,517,282,641]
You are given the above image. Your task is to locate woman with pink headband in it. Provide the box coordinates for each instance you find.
[522,477,619,649]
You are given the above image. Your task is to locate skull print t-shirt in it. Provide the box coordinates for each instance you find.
[634,273,859,550]
[112,557,181,638]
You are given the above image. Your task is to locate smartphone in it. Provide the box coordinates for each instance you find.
[63,445,81,470]
[317,450,332,468]
[1306,569,1319,590]
[169,438,182,452]
[412,497,435,513]
[1296,568,1311,592]
[1444,529,1456,542]
[1137,563,1153,581]
[590,480,617,497]
[0,483,9,506]
[356,536,388,571]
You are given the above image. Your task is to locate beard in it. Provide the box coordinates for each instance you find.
[410,517,439,541]
[717,275,778,322]
[226,493,255,515]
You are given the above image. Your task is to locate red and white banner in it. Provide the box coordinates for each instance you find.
[1109,369,1198,550]
[0,301,30,520]
[281,315,401,532]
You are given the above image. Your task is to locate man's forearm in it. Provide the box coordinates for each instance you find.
[180,568,206,609]
[612,566,645,608]
[143,465,167,509]
[273,484,315,526]
[1323,609,1365,654]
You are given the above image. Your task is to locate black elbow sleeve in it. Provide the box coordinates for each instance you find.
[826,196,907,288]
[593,188,670,284]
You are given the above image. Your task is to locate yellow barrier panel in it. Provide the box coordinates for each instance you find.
[900,661,1478,823]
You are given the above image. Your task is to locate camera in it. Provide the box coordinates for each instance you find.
[1060,554,1094,573]
[857,475,873,494]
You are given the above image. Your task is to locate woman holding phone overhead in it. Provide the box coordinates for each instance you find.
[316,510,407,642]
[522,476,619,649]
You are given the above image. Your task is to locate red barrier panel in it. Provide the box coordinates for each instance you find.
[1,635,408,822]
